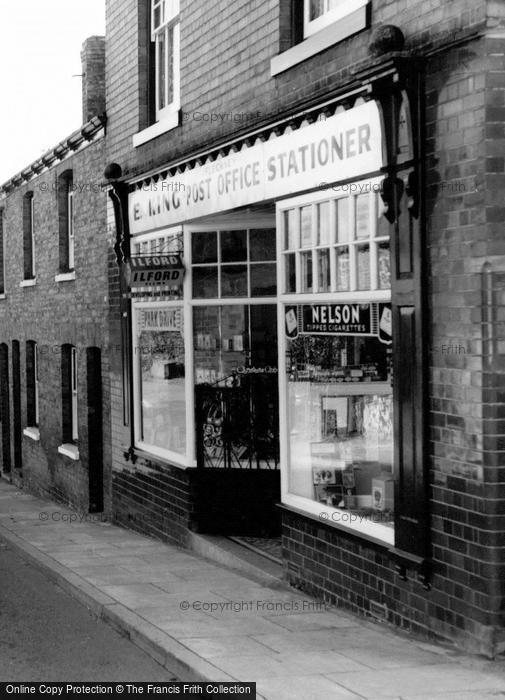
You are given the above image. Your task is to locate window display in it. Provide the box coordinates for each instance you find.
[131,228,187,462]
[286,332,393,521]
[134,304,186,456]
[279,182,394,541]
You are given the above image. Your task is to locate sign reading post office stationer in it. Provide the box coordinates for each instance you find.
[129,101,384,233]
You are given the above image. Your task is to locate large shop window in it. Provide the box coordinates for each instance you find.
[278,182,394,543]
[131,229,190,464]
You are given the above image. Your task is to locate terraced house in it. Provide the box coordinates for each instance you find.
[0,37,110,515]
[101,0,505,656]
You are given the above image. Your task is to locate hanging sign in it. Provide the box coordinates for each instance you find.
[128,254,184,288]
[129,101,384,233]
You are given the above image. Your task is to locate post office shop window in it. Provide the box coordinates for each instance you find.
[279,186,394,544]
[191,229,277,299]
[193,304,279,470]
[132,303,187,461]
[281,188,390,295]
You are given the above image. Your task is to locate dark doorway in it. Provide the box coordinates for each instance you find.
[87,347,103,513]
[194,304,280,536]
[0,344,11,473]
[12,341,22,473]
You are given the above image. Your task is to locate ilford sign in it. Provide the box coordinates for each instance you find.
[128,254,184,288]
[129,102,383,234]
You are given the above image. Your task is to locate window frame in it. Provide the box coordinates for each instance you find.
[303,0,368,38]
[26,340,39,429]
[151,0,180,123]
[191,227,277,301]
[71,346,78,441]
[131,226,194,467]
[277,185,394,545]
[68,189,75,271]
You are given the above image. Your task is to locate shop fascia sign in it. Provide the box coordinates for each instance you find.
[129,101,383,234]
[286,303,392,344]
[128,253,184,288]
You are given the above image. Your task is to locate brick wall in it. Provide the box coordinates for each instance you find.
[0,136,112,514]
[106,0,489,176]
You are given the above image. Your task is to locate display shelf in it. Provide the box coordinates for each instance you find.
[290,380,391,395]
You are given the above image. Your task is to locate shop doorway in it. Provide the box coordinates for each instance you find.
[190,221,281,536]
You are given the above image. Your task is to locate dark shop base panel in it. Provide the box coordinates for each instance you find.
[193,468,281,537]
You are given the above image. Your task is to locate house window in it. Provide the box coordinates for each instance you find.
[62,344,78,443]
[278,182,395,544]
[304,0,368,38]
[0,209,4,294]
[68,190,75,270]
[23,193,35,280]
[26,341,39,428]
[58,171,74,273]
[152,0,180,121]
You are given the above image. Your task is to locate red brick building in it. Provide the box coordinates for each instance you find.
[0,37,110,514]
[104,0,505,656]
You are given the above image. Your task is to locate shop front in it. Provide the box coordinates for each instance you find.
[114,96,397,543]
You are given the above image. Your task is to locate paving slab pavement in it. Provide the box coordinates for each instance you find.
[1,479,505,699]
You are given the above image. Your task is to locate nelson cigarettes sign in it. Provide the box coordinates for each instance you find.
[129,101,383,233]
[128,254,184,288]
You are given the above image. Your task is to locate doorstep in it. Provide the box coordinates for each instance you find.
[187,532,284,586]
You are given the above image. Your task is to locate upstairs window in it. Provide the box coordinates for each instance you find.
[58,171,74,273]
[304,0,368,37]
[152,0,180,121]
[23,192,35,280]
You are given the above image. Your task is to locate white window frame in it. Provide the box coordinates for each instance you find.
[29,196,35,279]
[71,346,78,441]
[68,189,74,270]
[277,185,394,545]
[152,0,180,123]
[34,342,39,427]
[304,0,368,38]
[131,226,194,468]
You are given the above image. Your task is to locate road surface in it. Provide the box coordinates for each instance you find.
[0,538,178,681]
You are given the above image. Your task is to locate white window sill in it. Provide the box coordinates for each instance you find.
[58,444,80,460]
[55,271,76,283]
[23,427,40,441]
[0,293,5,300]
[132,109,180,147]
[270,3,369,76]
[20,278,36,287]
